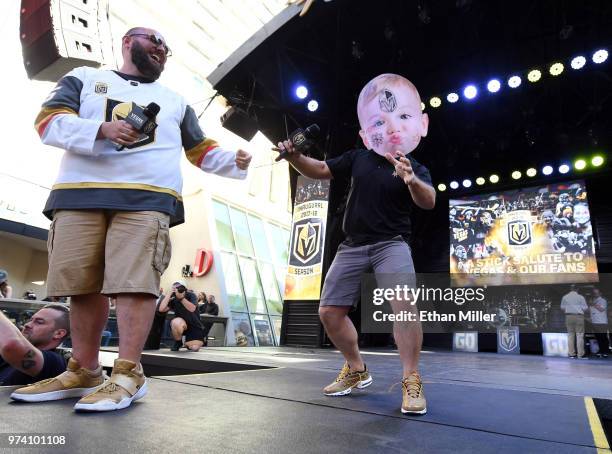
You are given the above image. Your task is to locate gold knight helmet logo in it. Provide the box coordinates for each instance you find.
[292,221,321,264]
[508,220,531,245]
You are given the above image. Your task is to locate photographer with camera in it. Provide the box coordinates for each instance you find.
[158,281,204,352]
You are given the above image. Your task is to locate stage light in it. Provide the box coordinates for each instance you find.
[526,168,537,177]
[430,96,442,108]
[558,164,570,174]
[487,79,501,93]
[592,49,608,64]
[574,159,586,170]
[549,62,564,76]
[592,155,604,167]
[307,100,318,112]
[295,85,308,99]
[446,92,459,103]
[489,174,499,183]
[437,183,447,192]
[462,179,472,188]
[542,165,553,175]
[508,75,522,88]
[450,181,459,189]
[476,177,485,185]
[421,102,425,111]
[527,69,542,82]
[511,170,522,180]
[570,56,586,70]
[463,85,477,100]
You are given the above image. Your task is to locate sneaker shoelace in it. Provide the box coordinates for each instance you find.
[402,377,423,398]
[334,363,351,382]
[388,375,423,397]
[97,381,120,394]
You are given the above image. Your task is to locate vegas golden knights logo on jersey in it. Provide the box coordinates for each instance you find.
[104,99,157,149]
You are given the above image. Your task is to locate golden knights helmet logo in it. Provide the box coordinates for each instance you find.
[507,220,532,246]
[292,221,321,265]
[105,99,156,149]
[499,328,518,352]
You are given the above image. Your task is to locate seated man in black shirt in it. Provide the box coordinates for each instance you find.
[158,282,204,352]
[1,304,69,387]
[199,294,220,346]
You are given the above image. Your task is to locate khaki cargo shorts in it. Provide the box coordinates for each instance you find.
[46,210,171,297]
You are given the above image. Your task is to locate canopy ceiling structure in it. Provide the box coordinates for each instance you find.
[208,0,611,188]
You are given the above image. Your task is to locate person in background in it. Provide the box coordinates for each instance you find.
[158,282,204,352]
[0,270,13,299]
[589,288,609,358]
[199,294,219,346]
[1,304,72,390]
[561,285,588,358]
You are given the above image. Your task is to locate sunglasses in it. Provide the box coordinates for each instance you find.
[126,33,172,57]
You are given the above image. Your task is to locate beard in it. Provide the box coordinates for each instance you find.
[130,41,163,80]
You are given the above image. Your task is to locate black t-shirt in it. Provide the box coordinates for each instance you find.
[0,350,67,386]
[326,149,432,245]
[199,302,219,316]
[169,291,203,329]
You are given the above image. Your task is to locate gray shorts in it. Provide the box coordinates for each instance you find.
[320,236,415,308]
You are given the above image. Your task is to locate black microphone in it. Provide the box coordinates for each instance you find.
[116,102,160,151]
[275,124,320,161]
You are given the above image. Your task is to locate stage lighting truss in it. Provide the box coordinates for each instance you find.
[420,47,605,111]
[571,56,586,69]
[446,92,459,103]
[487,79,501,93]
[527,69,542,82]
[549,62,564,76]
[437,154,606,192]
[592,49,608,64]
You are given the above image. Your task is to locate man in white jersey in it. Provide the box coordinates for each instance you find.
[10,27,251,412]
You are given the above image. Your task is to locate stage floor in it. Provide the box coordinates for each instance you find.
[1,347,611,453]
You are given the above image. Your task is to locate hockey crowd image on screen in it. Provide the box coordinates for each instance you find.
[449,180,598,285]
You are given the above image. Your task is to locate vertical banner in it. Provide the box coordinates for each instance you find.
[284,177,330,300]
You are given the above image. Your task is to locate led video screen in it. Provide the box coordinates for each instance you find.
[449,180,598,286]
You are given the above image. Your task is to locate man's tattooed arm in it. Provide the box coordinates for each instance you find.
[22,349,37,370]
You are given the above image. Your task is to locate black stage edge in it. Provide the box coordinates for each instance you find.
[2,347,611,453]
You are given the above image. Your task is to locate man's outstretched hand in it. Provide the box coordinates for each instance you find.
[235,149,252,170]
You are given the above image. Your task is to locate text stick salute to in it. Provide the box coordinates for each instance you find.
[277,74,435,414]
[11,27,251,412]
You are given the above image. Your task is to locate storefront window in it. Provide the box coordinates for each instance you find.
[259,262,283,315]
[232,312,255,347]
[238,257,267,314]
[267,223,290,266]
[220,252,247,312]
[213,200,235,251]
[229,207,254,256]
[271,316,282,345]
[247,215,273,262]
[251,314,274,346]
[213,200,291,347]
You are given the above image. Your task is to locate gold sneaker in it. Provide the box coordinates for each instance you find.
[10,358,105,402]
[74,359,147,412]
[401,372,427,415]
[323,362,372,396]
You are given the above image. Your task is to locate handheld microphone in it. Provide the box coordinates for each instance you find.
[275,124,320,161]
[116,102,160,151]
